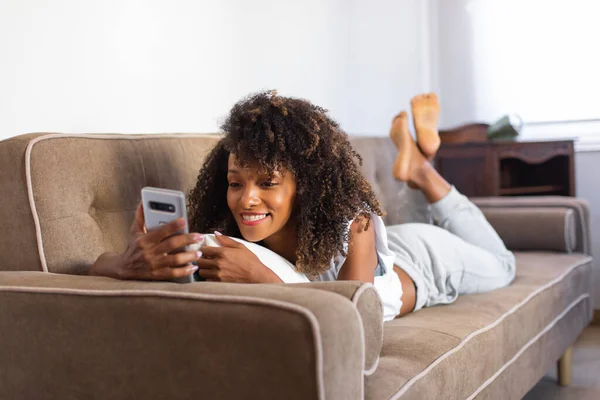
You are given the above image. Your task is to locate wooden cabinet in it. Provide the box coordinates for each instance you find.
[435,140,575,197]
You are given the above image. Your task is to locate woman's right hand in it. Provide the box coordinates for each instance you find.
[116,202,203,280]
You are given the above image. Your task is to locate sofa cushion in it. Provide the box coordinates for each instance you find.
[0,272,366,400]
[482,207,577,253]
[0,133,49,273]
[23,134,220,275]
[365,252,593,400]
[473,196,591,255]
[349,137,407,226]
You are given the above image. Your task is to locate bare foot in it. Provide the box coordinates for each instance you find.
[389,111,427,184]
[411,93,440,159]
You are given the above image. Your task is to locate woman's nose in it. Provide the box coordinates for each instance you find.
[241,185,260,208]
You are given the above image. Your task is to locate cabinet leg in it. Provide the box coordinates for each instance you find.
[557,346,573,386]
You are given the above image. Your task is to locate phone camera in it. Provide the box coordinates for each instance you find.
[149,201,176,213]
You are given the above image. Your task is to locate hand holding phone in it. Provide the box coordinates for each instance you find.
[132,187,202,283]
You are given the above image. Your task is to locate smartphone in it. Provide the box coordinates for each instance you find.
[141,187,196,283]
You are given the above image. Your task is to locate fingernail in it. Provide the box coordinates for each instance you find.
[196,251,203,258]
[190,265,199,272]
[214,231,223,236]
[177,218,186,227]
[192,233,203,241]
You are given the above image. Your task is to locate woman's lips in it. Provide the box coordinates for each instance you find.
[240,213,270,226]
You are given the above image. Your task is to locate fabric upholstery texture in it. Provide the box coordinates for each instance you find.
[25,134,220,274]
[298,281,384,374]
[349,137,406,226]
[473,300,588,400]
[473,196,591,254]
[481,207,577,252]
[365,253,593,399]
[0,272,366,400]
[0,133,47,272]
[0,133,595,400]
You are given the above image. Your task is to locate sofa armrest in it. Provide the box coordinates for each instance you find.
[293,281,383,375]
[472,196,591,254]
[0,272,369,400]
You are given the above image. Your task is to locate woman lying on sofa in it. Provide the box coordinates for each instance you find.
[90,90,516,321]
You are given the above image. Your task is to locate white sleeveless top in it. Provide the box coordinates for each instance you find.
[316,214,403,322]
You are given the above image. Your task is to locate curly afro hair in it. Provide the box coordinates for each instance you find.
[188,90,383,278]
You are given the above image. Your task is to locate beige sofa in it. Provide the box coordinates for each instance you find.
[0,133,594,399]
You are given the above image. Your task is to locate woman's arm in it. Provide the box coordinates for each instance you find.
[337,218,378,284]
[90,252,125,279]
[195,234,284,283]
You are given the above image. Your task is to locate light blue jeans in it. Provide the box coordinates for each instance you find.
[386,186,516,310]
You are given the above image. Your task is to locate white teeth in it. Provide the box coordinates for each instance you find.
[242,214,268,222]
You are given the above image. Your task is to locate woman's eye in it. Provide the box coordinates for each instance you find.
[261,181,277,187]
[228,182,241,188]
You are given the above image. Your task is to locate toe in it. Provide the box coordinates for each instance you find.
[411,93,440,112]
[396,111,408,122]
[410,95,422,108]
[428,93,440,108]
[392,110,407,122]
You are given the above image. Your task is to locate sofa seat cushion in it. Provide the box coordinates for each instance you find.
[365,252,593,400]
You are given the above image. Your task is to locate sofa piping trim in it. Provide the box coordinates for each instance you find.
[352,282,382,376]
[24,133,220,273]
[563,209,570,252]
[363,351,380,377]
[390,255,592,399]
[0,284,328,400]
[466,292,590,399]
[565,208,575,253]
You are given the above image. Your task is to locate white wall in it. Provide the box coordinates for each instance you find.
[575,152,600,310]
[0,0,350,138]
[435,0,600,144]
[344,0,433,135]
[0,0,431,140]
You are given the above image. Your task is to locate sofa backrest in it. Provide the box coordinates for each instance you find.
[0,134,220,274]
[348,137,407,225]
[0,133,404,275]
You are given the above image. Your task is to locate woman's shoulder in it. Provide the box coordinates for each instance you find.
[348,212,385,232]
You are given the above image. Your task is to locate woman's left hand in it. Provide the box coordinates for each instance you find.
[196,234,282,283]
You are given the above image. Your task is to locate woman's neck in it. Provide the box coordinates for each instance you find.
[262,221,298,265]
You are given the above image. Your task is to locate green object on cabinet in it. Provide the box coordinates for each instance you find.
[487,114,522,141]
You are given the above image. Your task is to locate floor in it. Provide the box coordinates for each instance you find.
[523,325,600,400]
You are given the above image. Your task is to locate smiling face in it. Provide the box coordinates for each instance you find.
[226,154,298,247]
